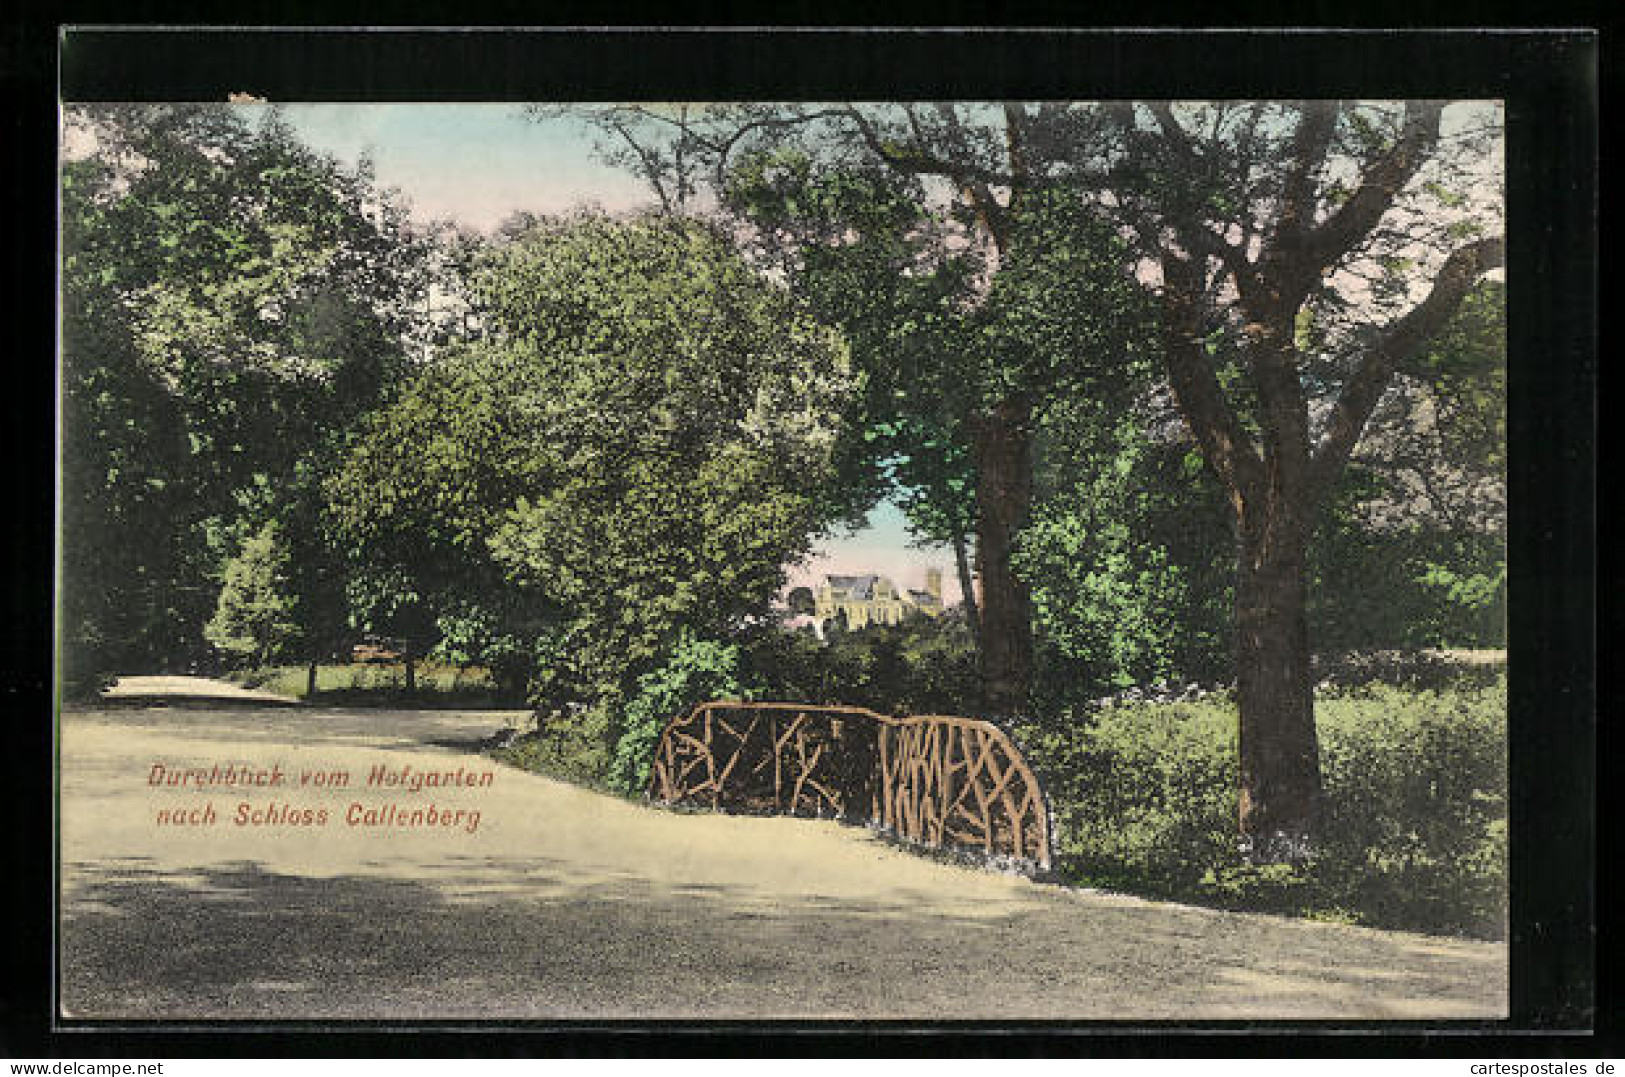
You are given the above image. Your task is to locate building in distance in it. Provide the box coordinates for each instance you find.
[813,569,944,633]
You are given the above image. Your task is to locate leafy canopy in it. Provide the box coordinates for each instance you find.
[327,214,855,706]
[60,103,432,681]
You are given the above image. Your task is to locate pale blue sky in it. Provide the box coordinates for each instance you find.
[275,104,653,229]
[268,103,959,600]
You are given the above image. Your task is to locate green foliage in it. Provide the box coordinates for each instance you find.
[1311,466,1507,651]
[738,615,980,716]
[1018,675,1508,938]
[543,616,985,797]
[1313,680,1507,935]
[329,214,853,715]
[474,215,852,706]
[594,616,979,795]
[1310,282,1506,651]
[1018,398,1233,705]
[980,186,1160,400]
[204,522,300,666]
[610,635,754,796]
[429,599,554,698]
[60,104,430,683]
[493,707,613,791]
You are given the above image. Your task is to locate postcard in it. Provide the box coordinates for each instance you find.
[54,31,1585,1031]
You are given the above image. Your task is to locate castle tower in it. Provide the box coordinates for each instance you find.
[925,567,943,603]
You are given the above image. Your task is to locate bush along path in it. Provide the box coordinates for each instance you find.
[1012,673,1507,939]
[495,664,1506,941]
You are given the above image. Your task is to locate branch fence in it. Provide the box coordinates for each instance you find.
[647,701,1052,871]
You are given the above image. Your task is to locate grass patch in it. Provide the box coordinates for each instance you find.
[1015,674,1508,939]
[229,662,525,708]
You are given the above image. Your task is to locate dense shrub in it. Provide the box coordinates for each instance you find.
[1313,680,1507,937]
[493,617,979,796]
[493,705,613,792]
[739,615,980,716]
[1312,647,1506,692]
[1017,673,1507,938]
[608,634,756,796]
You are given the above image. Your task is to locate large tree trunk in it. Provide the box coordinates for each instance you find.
[969,399,1034,718]
[1233,500,1322,863]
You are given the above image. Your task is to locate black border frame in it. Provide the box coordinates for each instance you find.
[4,23,1599,1057]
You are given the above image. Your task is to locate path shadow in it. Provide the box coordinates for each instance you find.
[58,857,1051,1021]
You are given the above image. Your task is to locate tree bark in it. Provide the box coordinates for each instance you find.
[306,659,319,698]
[968,399,1034,718]
[1233,500,1323,863]
[952,531,981,650]
[1233,303,1326,863]
[1161,253,1325,862]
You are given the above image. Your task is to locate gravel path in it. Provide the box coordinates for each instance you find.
[101,674,302,706]
[58,703,1508,1021]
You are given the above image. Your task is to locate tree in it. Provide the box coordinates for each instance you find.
[1093,101,1504,858]
[327,214,854,721]
[534,102,1503,856]
[703,121,1155,714]
[323,341,564,697]
[60,103,432,685]
[204,522,299,667]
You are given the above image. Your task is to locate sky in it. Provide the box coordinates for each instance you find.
[784,501,961,606]
[273,104,652,229]
[264,103,964,604]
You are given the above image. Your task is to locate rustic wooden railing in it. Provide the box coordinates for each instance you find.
[647,701,1052,870]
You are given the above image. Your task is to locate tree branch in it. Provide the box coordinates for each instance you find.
[1159,253,1264,513]
[847,105,1013,255]
[1273,101,1341,246]
[1002,101,1031,215]
[604,118,675,214]
[1144,103,1265,307]
[1309,236,1505,499]
[1290,101,1445,282]
[701,106,855,190]
[844,106,1016,189]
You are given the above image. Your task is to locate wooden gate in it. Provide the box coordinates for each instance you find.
[647,701,1052,870]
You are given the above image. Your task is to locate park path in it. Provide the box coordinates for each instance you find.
[59,701,1508,1021]
[100,673,302,706]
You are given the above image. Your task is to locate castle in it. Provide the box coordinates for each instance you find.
[814,568,944,632]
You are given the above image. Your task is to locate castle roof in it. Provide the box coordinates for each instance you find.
[825,574,880,599]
